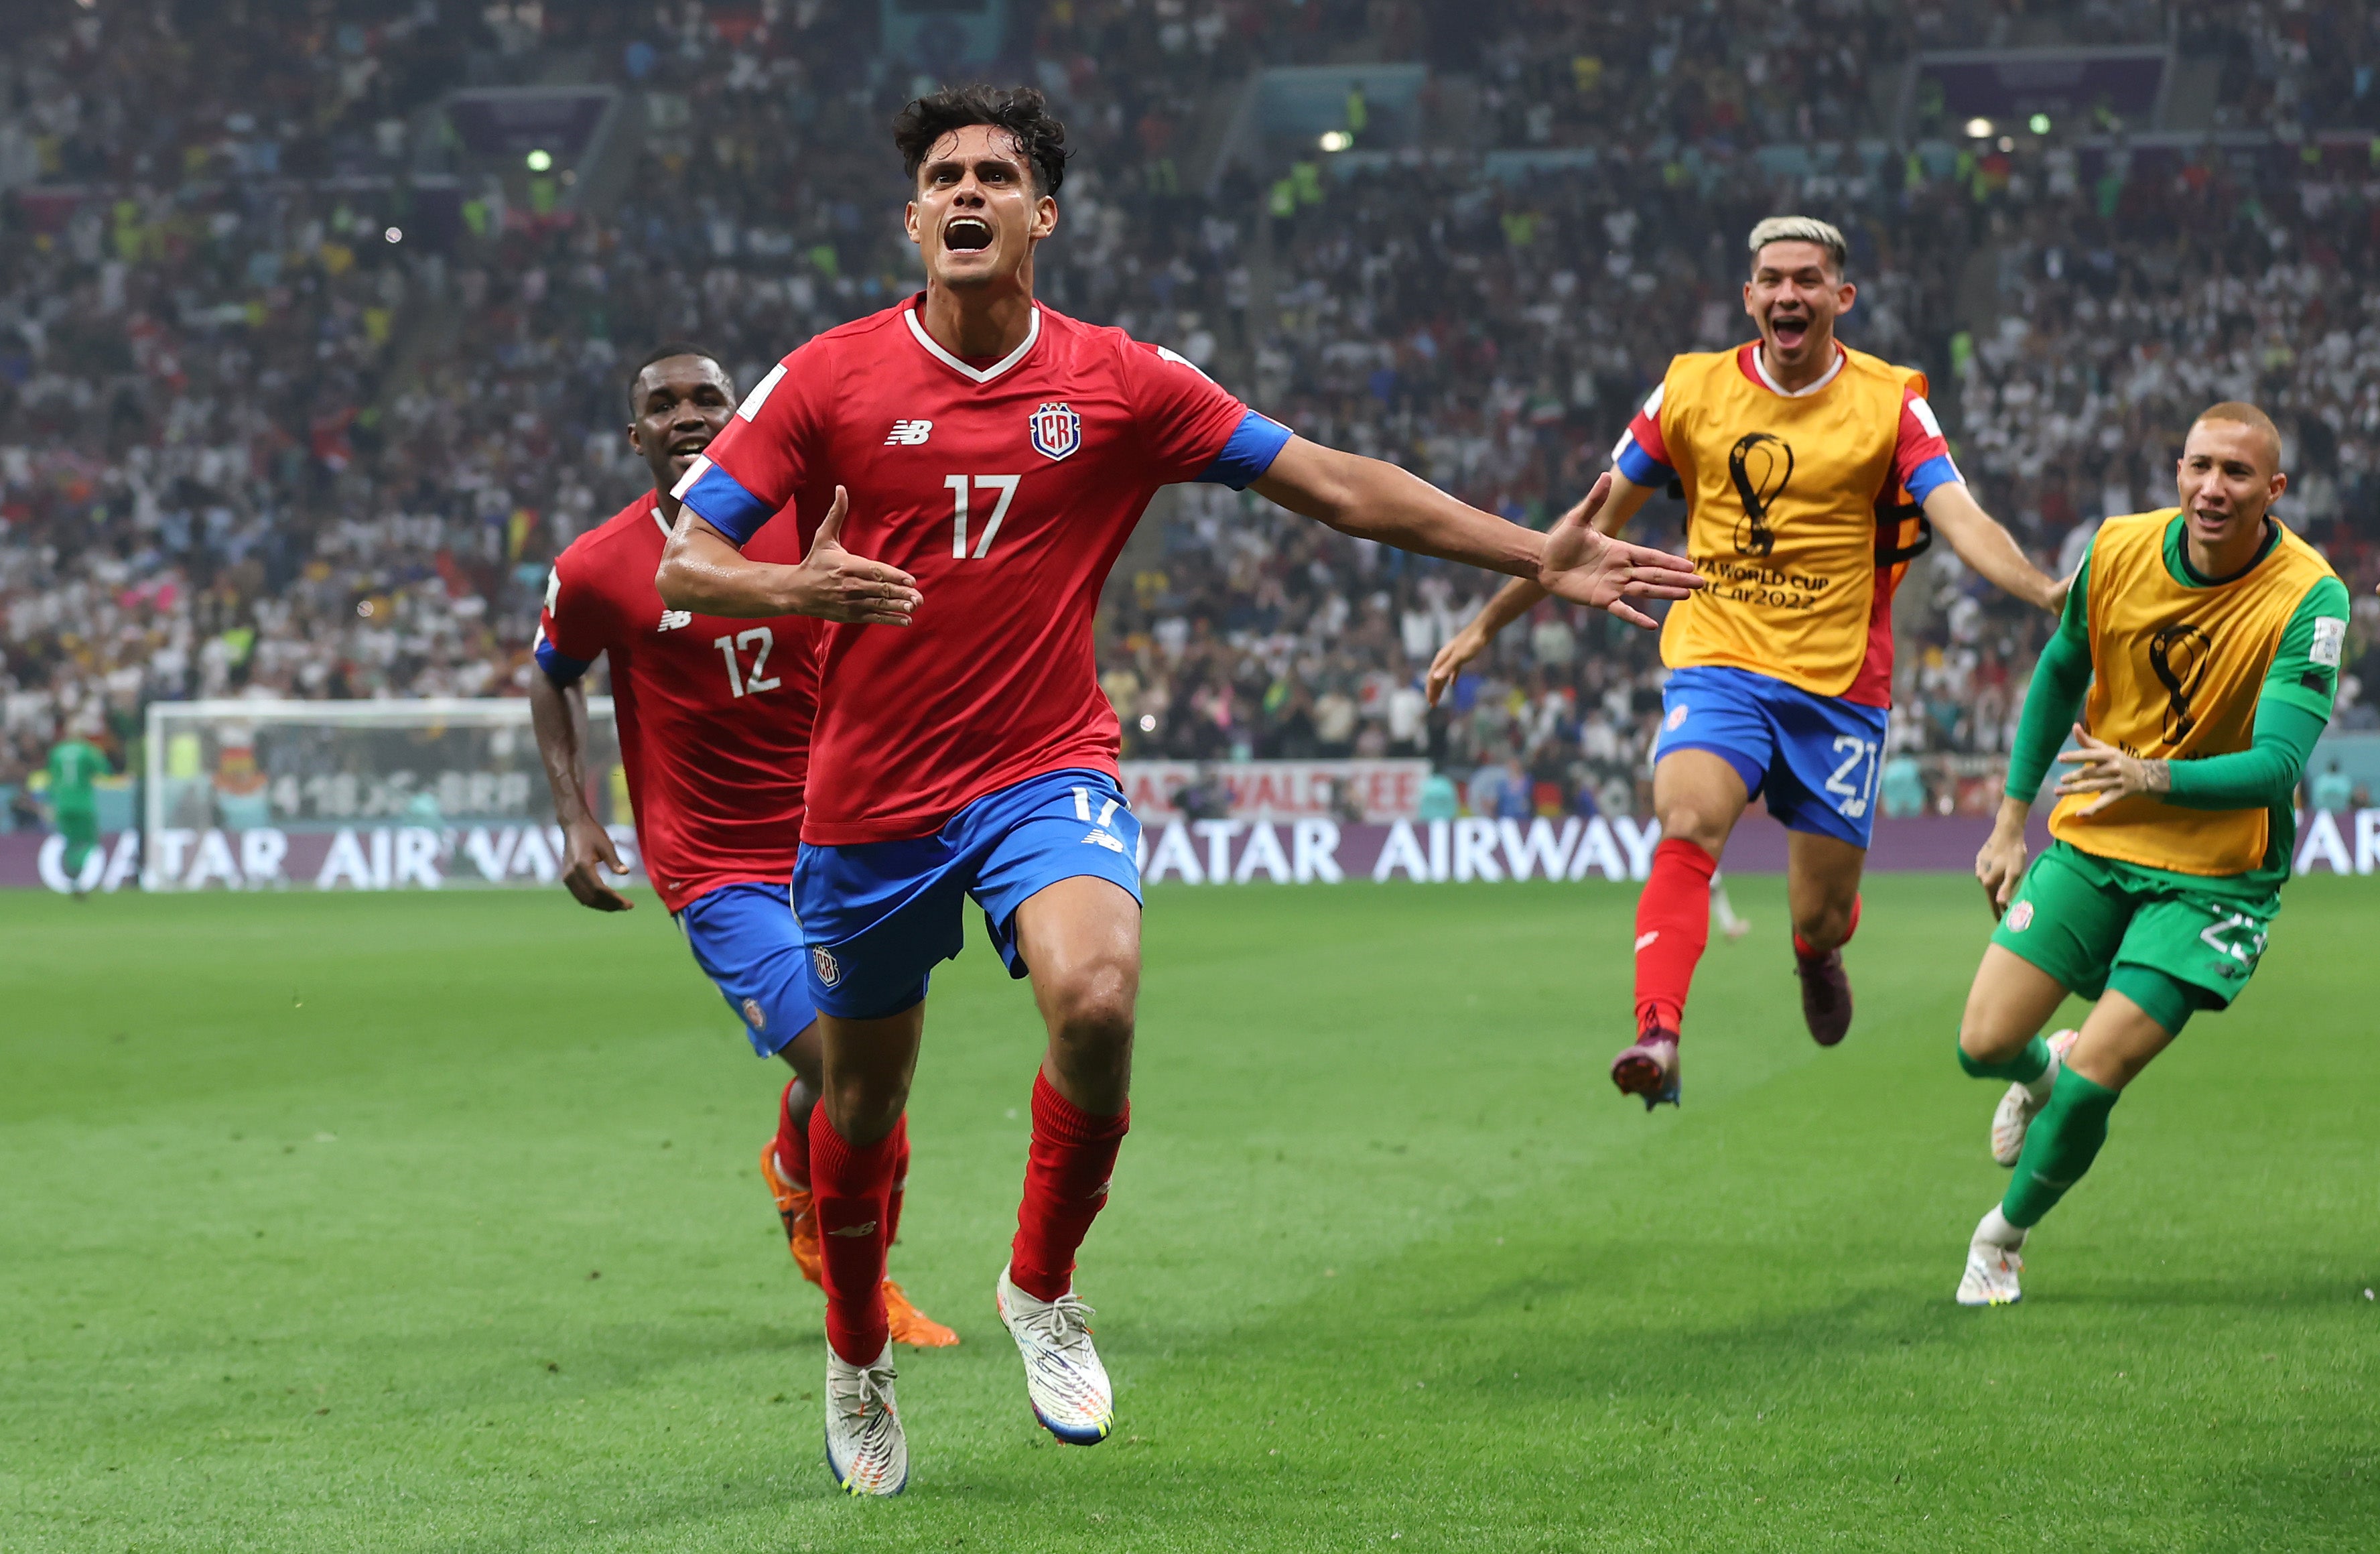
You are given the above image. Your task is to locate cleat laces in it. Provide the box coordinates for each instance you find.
[827,1356,901,1476]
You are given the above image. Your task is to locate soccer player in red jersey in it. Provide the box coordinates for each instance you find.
[652,86,1703,1496]
[528,343,955,1350]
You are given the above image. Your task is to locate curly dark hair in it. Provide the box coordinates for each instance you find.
[892,84,1071,196]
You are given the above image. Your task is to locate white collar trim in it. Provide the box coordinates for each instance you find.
[904,303,1041,384]
[650,503,671,539]
[1749,342,1845,398]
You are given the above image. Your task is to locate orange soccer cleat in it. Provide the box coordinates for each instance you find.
[761,1141,825,1287]
[883,1279,960,1348]
[763,1140,959,1346]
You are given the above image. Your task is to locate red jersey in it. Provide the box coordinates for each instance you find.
[534,493,819,913]
[675,298,1288,845]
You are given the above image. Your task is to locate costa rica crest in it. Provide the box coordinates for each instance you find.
[1029,401,1082,462]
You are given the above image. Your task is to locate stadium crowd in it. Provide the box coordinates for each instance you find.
[3,0,2377,821]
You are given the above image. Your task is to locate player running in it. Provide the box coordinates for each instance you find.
[653,86,1703,1496]
[528,342,955,1349]
[1951,403,2346,1306]
[1427,216,2064,1108]
[45,726,109,897]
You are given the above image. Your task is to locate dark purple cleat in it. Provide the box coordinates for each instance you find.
[1795,947,1853,1046]
[1610,1027,1680,1110]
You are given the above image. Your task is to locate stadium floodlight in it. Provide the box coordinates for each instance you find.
[1965,117,1993,139]
[384,226,403,244]
[2029,113,2052,134]
[1318,130,1352,152]
[525,148,553,172]
[141,698,631,893]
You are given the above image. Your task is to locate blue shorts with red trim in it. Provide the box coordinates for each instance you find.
[793,768,1144,1021]
[1654,665,1890,848]
[676,880,816,1058]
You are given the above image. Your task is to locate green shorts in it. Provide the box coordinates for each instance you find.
[1991,839,2275,1013]
[55,805,98,855]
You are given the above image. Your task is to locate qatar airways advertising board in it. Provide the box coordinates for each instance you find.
[7,810,2378,895]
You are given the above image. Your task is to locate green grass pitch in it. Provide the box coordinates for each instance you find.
[4,875,2377,1551]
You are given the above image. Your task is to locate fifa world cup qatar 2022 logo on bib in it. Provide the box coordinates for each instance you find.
[1029,401,1082,462]
[1726,431,1794,559]
[2148,623,2212,742]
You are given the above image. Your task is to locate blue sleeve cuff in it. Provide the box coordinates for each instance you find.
[1613,434,1674,487]
[534,633,592,686]
[1906,452,1963,506]
[1196,410,1293,490]
[678,460,775,545]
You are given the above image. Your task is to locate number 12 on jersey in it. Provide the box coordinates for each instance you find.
[945,474,1018,559]
[713,627,781,698]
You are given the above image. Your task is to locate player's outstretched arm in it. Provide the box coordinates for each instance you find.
[1250,439,1699,629]
[529,668,633,912]
[1922,483,2064,613]
[655,487,922,623]
[1424,474,1662,704]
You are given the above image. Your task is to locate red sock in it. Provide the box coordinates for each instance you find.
[885,1114,911,1249]
[1793,893,1861,959]
[1008,1071,1129,1303]
[1634,837,1718,1036]
[773,1078,810,1189]
[807,1108,896,1363]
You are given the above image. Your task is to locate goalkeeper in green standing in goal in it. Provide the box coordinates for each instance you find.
[46,727,110,896]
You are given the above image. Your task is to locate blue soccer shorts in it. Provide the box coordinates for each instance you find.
[676,880,817,1059]
[793,767,1145,1021]
[1654,665,1890,848]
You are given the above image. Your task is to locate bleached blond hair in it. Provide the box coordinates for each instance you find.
[1747,216,1847,275]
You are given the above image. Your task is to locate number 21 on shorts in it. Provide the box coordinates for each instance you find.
[1827,735,1881,819]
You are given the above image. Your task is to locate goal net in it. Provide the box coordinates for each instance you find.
[141,698,636,891]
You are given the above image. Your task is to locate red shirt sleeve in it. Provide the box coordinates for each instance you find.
[1120,340,1269,484]
[1611,383,1674,483]
[675,345,828,543]
[1893,388,1963,504]
[534,545,606,680]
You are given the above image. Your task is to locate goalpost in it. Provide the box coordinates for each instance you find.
[140,698,635,892]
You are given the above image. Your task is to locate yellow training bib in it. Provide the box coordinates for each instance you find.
[1654,344,1928,698]
[2052,509,2338,876]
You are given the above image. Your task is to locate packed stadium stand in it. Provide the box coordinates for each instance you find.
[4,0,2377,824]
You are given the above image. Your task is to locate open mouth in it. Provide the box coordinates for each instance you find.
[1771,314,1810,350]
[944,217,994,252]
[668,437,709,459]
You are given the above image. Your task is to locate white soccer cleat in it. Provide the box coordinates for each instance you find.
[1990,1028,2078,1167]
[996,1263,1114,1444]
[1957,1220,2027,1308]
[823,1344,907,1496]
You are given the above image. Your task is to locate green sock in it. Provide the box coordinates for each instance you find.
[1959,1034,2050,1084]
[2001,1065,2121,1228]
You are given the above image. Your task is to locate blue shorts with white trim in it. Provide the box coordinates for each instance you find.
[676,881,817,1058]
[1654,665,1890,849]
[793,768,1144,1021]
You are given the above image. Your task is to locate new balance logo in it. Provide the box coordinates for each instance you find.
[884,419,933,446]
[1081,829,1126,854]
[826,1221,878,1238]
[1634,931,1660,952]
[657,610,693,632]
